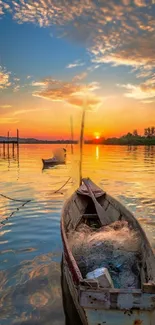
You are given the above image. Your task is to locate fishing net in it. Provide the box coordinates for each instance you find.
[68,221,142,289]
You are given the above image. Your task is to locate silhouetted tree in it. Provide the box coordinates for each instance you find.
[144,128,148,137]
[144,127,155,137]
[133,129,138,136]
[151,126,155,136]
[126,132,133,137]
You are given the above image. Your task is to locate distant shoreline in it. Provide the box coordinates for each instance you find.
[0,142,155,146]
[0,136,155,146]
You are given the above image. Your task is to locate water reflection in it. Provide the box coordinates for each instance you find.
[0,144,154,324]
[0,143,20,177]
[95,145,99,160]
[144,146,155,164]
[0,253,65,325]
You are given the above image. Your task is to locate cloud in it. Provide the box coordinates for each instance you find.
[32,75,102,110]
[13,85,20,92]
[117,83,155,100]
[0,105,12,108]
[0,67,11,89]
[67,93,102,111]
[0,0,155,89]
[0,117,19,124]
[66,61,85,69]
[13,108,49,115]
[13,77,20,82]
[134,0,147,6]
[32,81,47,87]
[141,100,154,104]
[72,72,87,82]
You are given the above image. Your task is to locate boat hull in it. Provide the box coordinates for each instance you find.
[42,159,65,167]
[60,178,155,325]
[83,309,155,325]
[62,254,88,325]
[62,254,155,325]
[61,255,83,325]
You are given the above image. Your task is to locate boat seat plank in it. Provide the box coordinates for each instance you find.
[83,214,98,219]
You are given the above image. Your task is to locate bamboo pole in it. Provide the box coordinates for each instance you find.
[79,104,86,186]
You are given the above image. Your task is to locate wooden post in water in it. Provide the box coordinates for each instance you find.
[17,129,19,144]
[17,129,19,166]
[70,116,74,154]
[3,141,5,156]
[12,142,15,157]
[7,131,10,157]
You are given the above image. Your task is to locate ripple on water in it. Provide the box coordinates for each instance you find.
[0,144,155,324]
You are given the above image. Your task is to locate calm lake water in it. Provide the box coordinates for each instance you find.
[0,144,155,325]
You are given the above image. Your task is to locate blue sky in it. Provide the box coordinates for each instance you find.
[0,0,155,139]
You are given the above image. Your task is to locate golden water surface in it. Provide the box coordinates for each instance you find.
[0,144,155,324]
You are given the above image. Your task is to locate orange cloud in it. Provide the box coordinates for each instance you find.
[0,105,12,108]
[1,0,155,112]
[68,93,102,111]
[32,75,102,110]
[0,117,19,124]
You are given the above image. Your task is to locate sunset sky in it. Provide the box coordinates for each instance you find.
[0,0,155,140]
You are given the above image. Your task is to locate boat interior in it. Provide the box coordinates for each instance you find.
[63,179,155,292]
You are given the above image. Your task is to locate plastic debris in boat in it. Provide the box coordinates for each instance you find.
[86,267,114,288]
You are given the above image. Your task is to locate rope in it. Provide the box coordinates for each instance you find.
[0,194,31,203]
[0,200,30,226]
[0,176,72,226]
[52,177,71,194]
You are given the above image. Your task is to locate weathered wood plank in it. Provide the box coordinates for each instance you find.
[143,283,155,294]
[80,290,155,310]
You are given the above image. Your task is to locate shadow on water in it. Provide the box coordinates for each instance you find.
[61,256,82,325]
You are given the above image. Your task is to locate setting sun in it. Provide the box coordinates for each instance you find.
[94,132,101,140]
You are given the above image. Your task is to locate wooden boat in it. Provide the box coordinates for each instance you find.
[42,157,66,167]
[61,177,155,325]
[42,148,66,168]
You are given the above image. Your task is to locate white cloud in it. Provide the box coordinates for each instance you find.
[72,72,87,82]
[0,67,11,89]
[66,61,85,69]
[32,81,47,87]
[117,83,155,100]
[0,0,155,94]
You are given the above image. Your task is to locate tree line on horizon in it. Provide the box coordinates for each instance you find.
[128,126,155,138]
[104,126,155,145]
[85,126,155,145]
